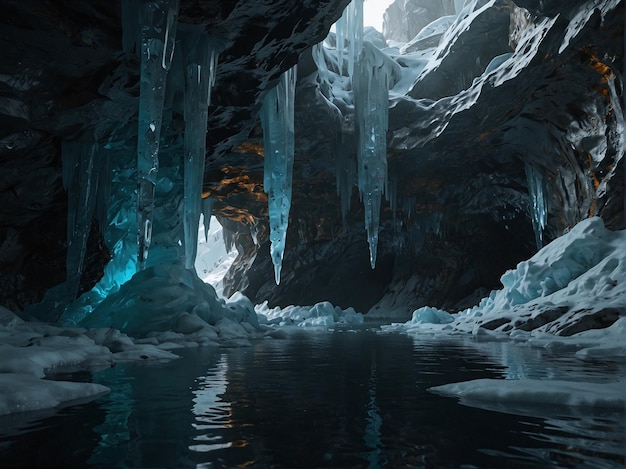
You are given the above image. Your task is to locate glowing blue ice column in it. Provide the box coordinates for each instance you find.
[260,66,298,284]
[183,37,218,269]
[136,0,179,270]
[354,44,391,269]
[62,143,108,299]
[525,163,547,250]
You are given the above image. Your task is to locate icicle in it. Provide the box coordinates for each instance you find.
[354,43,391,268]
[63,142,102,299]
[335,8,346,76]
[525,163,547,249]
[136,0,179,270]
[260,66,298,284]
[202,197,214,243]
[182,32,219,270]
[346,0,364,78]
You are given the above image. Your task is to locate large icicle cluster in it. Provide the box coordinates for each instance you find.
[182,32,219,270]
[260,66,298,285]
[525,163,547,250]
[324,0,393,268]
[136,0,179,270]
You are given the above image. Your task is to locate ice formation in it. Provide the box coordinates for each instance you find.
[62,143,108,299]
[182,33,218,270]
[385,217,626,339]
[354,42,393,268]
[260,66,298,284]
[136,0,179,270]
[334,0,363,77]
[255,300,364,327]
[525,163,547,250]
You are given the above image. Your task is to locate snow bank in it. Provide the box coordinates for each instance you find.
[430,378,626,409]
[386,217,625,343]
[256,300,364,327]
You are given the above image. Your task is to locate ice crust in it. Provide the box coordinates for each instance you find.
[430,378,626,409]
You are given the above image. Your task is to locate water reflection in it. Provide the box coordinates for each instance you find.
[0,330,624,468]
[410,334,626,467]
[190,355,245,455]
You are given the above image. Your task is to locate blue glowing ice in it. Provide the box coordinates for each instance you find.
[136,0,179,270]
[260,66,298,284]
[182,32,218,270]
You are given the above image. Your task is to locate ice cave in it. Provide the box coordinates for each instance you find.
[0,0,624,467]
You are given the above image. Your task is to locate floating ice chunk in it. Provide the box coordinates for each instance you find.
[410,306,454,325]
[430,378,626,409]
[260,66,297,284]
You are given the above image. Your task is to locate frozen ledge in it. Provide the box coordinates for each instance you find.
[0,373,109,416]
[429,378,626,409]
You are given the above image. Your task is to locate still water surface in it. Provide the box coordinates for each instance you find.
[1,327,624,468]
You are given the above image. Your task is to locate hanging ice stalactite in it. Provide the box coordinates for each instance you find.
[354,42,392,269]
[525,163,547,250]
[62,142,106,300]
[260,66,298,285]
[182,31,219,270]
[202,196,214,243]
[136,0,179,270]
[346,0,363,79]
[335,8,346,76]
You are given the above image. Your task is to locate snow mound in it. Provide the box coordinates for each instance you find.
[80,263,258,338]
[388,217,625,341]
[256,300,364,327]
